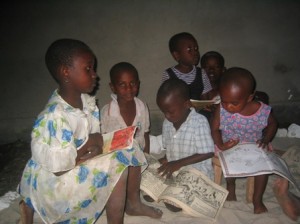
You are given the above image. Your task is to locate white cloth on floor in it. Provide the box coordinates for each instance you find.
[275,128,288,137]
[287,123,300,138]
[150,135,164,154]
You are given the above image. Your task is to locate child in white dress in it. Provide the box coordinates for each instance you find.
[18,39,162,224]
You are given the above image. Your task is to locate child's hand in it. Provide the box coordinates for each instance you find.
[220,139,239,151]
[80,145,101,161]
[89,133,103,148]
[256,139,272,151]
[157,161,181,179]
[158,157,168,165]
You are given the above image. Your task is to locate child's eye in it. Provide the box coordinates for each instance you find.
[86,66,91,72]
[130,82,137,87]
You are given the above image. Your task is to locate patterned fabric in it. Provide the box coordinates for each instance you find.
[162,108,214,180]
[100,94,150,150]
[220,102,271,143]
[19,90,147,224]
[162,66,212,94]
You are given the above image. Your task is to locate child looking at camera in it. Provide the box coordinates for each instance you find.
[162,32,212,100]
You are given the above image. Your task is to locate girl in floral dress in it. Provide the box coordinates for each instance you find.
[211,67,278,214]
[18,38,162,224]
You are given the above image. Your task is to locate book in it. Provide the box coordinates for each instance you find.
[190,98,220,110]
[140,154,228,220]
[102,126,137,154]
[218,143,300,192]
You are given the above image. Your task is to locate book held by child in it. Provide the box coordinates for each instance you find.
[218,143,300,192]
[141,154,228,220]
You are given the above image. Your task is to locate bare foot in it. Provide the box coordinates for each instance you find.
[273,178,300,221]
[253,202,268,214]
[125,201,163,219]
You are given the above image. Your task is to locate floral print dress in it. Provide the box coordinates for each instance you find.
[18,90,147,224]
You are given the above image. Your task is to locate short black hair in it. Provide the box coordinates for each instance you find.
[220,67,256,94]
[200,51,225,68]
[45,38,94,82]
[109,62,139,84]
[169,32,196,53]
[157,78,190,103]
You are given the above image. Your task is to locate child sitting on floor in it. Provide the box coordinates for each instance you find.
[101,61,161,205]
[18,39,162,224]
[156,78,215,211]
[211,67,278,214]
[101,62,150,154]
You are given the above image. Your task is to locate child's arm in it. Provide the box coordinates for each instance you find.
[54,133,103,176]
[211,105,239,150]
[257,111,278,150]
[75,133,103,165]
[143,132,150,154]
[157,153,214,178]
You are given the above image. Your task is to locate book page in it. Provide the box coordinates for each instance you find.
[140,154,169,201]
[218,143,299,192]
[159,167,228,220]
[102,126,137,154]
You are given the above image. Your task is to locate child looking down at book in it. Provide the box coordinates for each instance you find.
[100,62,162,217]
[156,78,214,179]
[211,67,278,214]
[18,39,161,224]
[162,32,212,100]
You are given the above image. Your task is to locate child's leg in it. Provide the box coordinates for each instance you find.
[19,200,34,224]
[253,174,268,214]
[106,168,128,224]
[226,177,237,201]
[273,177,300,221]
[125,166,163,218]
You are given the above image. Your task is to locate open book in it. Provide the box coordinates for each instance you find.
[102,126,137,154]
[141,154,228,220]
[218,143,300,192]
[190,97,220,110]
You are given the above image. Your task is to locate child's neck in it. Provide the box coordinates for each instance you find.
[175,64,194,73]
[58,88,83,110]
[117,98,136,127]
[173,109,191,131]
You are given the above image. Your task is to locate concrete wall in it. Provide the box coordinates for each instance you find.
[1,1,300,143]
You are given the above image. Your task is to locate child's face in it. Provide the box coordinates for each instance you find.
[66,51,97,94]
[219,83,252,114]
[157,93,190,127]
[173,38,200,66]
[109,70,140,102]
[202,57,224,85]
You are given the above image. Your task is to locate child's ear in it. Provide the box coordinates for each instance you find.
[184,99,192,109]
[248,92,255,102]
[59,65,70,83]
[109,82,116,93]
[172,51,180,62]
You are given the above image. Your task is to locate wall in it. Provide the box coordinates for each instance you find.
[1,0,300,143]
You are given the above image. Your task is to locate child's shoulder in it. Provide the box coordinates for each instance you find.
[188,109,209,124]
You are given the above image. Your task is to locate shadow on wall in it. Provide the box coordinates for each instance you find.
[272,102,300,128]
